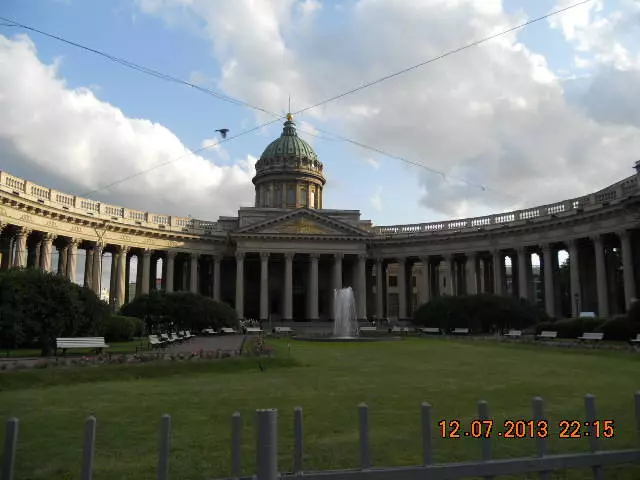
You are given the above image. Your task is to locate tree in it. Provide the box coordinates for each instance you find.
[0,268,110,356]
[121,291,238,333]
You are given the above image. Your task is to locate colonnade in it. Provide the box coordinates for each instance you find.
[0,222,637,320]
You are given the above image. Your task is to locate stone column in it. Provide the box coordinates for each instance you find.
[66,239,79,283]
[443,254,454,296]
[115,246,128,310]
[492,250,503,295]
[419,257,431,304]
[542,244,555,317]
[141,249,152,295]
[332,253,343,293]
[40,233,55,271]
[165,251,175,293]
[568,239,581,318]
[260,252,270,321]
[84,249,94,289]
[465,253,478,295]
[356,254,367,320]
[190,253,199,294]
[517,247,529,300]
[12,228,29,268]
[92,243,103,295]
[213,254,222,301]
[592,235,609,317]
[618,230,637,309]
[58,243,68,276]
[308,253,319,320]
[396,256,407,319]
[109,253,118,306]
[375,258,384,319]
[284,252,294,321]
[235,252,245,319]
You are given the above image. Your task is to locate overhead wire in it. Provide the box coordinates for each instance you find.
[0,0,591,201]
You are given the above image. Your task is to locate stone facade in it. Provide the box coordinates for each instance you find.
[1,116,639,321]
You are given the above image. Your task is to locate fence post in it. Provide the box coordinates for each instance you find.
[157,414,171,480]
[420,402,432,466]
[2,418,18,480]
[358,403,371,469]
[477,400,493,480]
[81,416,96,480]
[231,412,242,479]
[584,394,603,480]
[531,397,550,480]
[293,407,303,474]
[256,409,278,480]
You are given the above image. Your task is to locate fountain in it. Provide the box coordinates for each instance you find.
[293,287,398,342]
[332,287,359,338]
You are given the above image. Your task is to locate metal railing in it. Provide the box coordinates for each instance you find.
[3,392,640,479]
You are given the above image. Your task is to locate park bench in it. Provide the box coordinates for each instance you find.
[160,333,174,343]
[536,330,558,340]
[168,333,181,343]
[273,326,294,334]
[56,337,109,355]
[451,328,470,335]
[245,327,263,334]
[390,326,410,333]
[179,331,194,340]
[359,326,377,333]
[578,332,604,342]
[629,334,640,351]
[202,328,217,335]
[419,327,441,335]
[503,330,522,339]
[147,335,165,349]
[221,327,238,334]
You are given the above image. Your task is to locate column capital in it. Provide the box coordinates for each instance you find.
[334,253,344,260]
[166,250,177,259]
[42,232,56,242]
[617,229,630,240]
[375,256,384,264]
[491,248,501,255]
[260,251,270,260]
[190,252,200,259]
[357,253,367,261]
[235,251,245,260]
[16,226,32,237]
[142,249,153,258]
[309,252,320,261]
[566,238,578,248]
[515,245,527,253]
[541,242,553,252]
[68,238,80,247]
[590,234,603,245]
[213,253,224,262]
[116,245,130,255]
[284,252,295,261]
[465,252,477,259]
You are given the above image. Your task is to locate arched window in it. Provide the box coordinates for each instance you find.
[309,187,315,209]
[300,187,308,206]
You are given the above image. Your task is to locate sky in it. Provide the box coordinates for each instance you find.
[1,0,639,287]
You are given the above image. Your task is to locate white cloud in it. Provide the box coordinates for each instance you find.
[370,185,382,212]
[135,0,640,218]
[365,157,379,170]
[0,34,256,219]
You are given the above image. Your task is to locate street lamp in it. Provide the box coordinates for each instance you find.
[574,293,580,318]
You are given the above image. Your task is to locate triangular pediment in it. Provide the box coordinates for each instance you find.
[234,209,370,237]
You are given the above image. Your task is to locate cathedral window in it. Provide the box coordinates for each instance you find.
[301,187,308,206]
[287,186,296,206]
[275,186,282,207]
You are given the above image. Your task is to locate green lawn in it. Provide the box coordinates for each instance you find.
[2,339,144,358]
[1,337,639,479]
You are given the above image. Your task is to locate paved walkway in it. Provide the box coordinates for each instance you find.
[161,334,245,354]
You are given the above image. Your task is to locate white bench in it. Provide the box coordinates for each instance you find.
[168,333,181,343]
[359,326,377,332]
[536,330,558,340]
[419,327,441,335]
[273,326,294,334]
[56,337,109,354]
[221,327,238,334]
[147,335,165,349]
[451,328,470,335]
[202,328,217,335]
[245,327,263,334]
[578,332,604,342]
[503,330,522,339]
[630,334,640,350]
[390,326,410,333]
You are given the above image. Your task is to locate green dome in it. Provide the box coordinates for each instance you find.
[259,116,318,162]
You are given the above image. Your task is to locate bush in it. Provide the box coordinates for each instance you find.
[534,318,606,338]
[0,268,110,356]
[121,291,238,333]
[102,315,144,342]
[600,315,640,341]
[412,294,548,333]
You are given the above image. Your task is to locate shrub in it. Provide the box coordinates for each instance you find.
[102,315,144,342]
[600,315,640,341]
[412,294,548,333]
[534,318,606,338]
[121,291,238,333]
[0,268,110,356]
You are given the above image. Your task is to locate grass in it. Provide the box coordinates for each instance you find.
[1,337,639,479]
[2,340,143,358]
